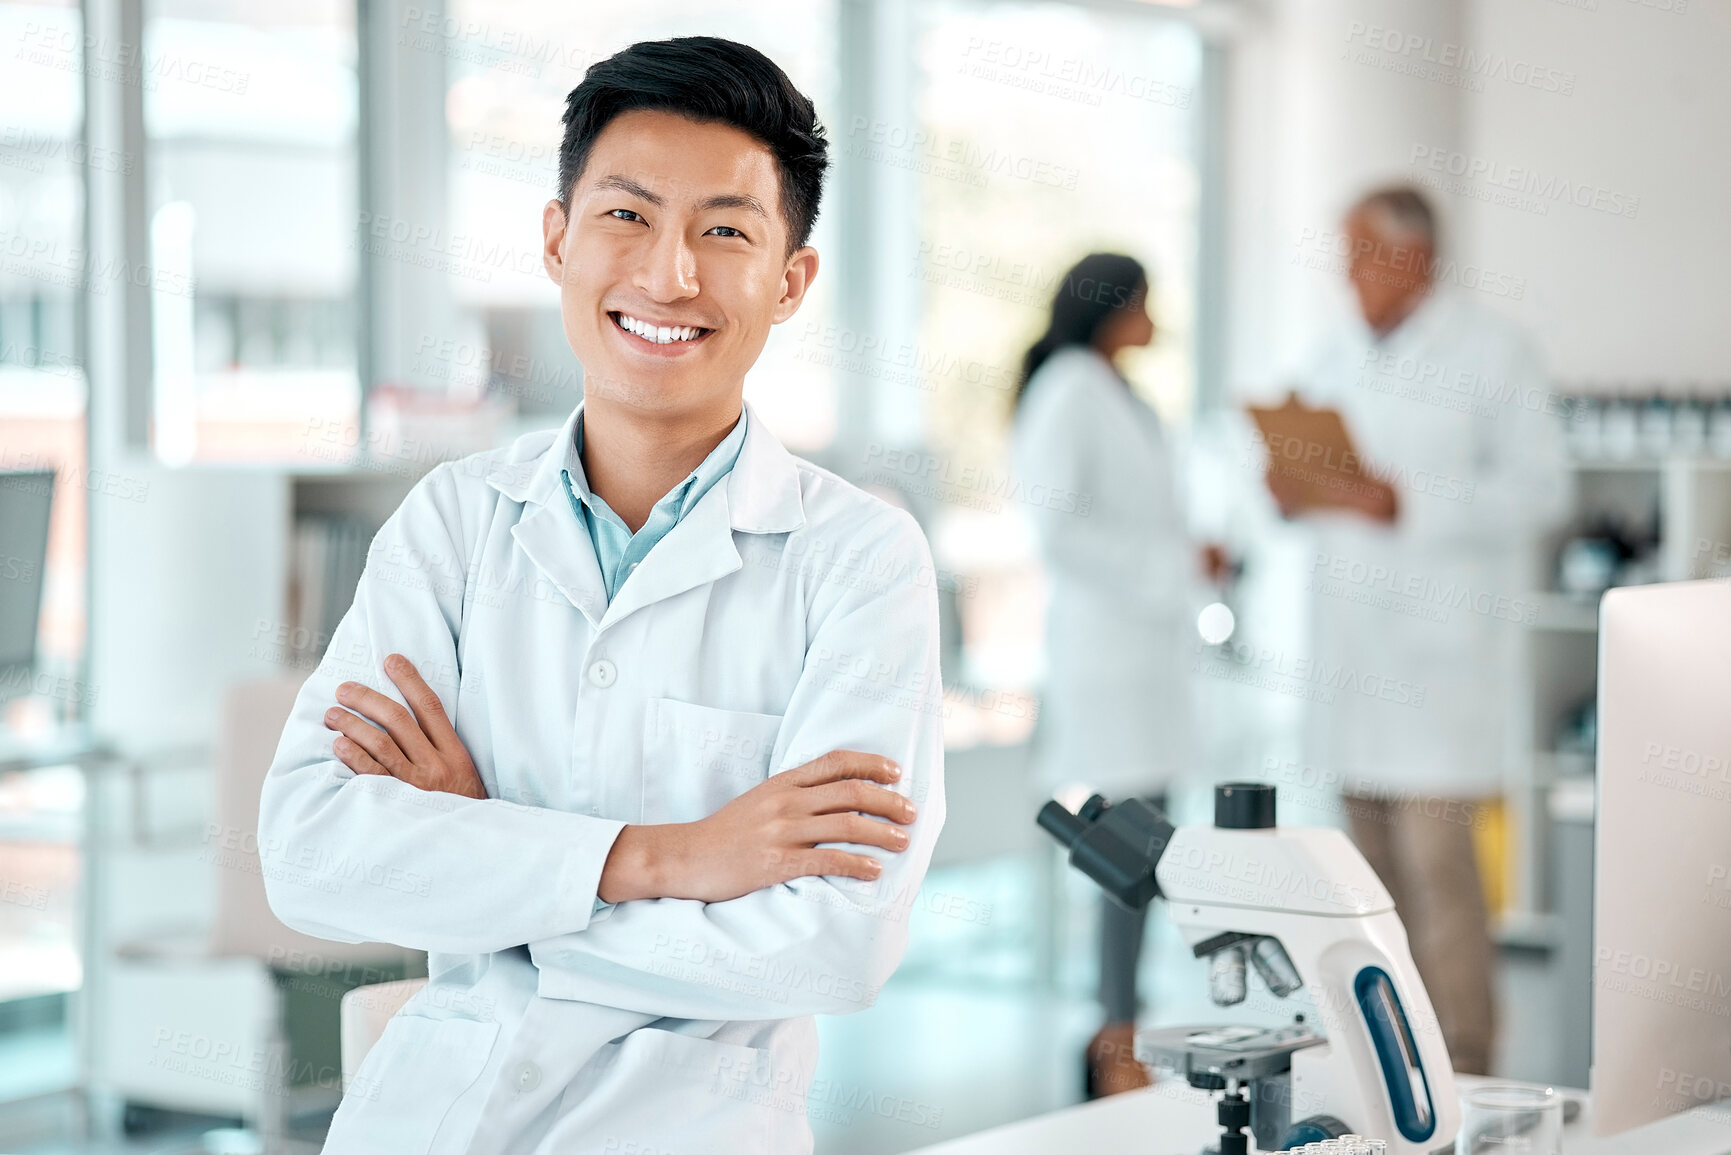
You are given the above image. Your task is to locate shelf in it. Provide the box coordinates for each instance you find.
[1526,593,1599,633]
[1535,749,1594,780]
[1548,775,1596,825]
[1494,909,1561,952]
[1510,434,1731,925]
[1568,455,1731,472]
[287,457,447,481]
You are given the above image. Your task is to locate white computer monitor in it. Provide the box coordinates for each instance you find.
[0,470,54,704]
[1594,579,1731,1137]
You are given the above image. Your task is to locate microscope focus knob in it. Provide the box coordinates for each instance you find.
[1280,1114,1354,1146]
[1214,782,1276,829]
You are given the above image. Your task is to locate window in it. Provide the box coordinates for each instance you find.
[0,0,87,1093]
[1,0,89,727]
[907,0,1204,741]
[143,0,359,463]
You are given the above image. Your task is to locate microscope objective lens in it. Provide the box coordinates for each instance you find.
[1249,936,1304,998]
[1208,944,1248,1006]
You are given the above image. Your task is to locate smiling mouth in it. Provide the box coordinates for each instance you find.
[609,311,713,346]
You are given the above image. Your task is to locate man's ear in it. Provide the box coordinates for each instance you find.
[542,199,569,284]
[771,246,820,325]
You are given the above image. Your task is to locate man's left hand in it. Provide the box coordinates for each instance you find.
[323,653,487,799]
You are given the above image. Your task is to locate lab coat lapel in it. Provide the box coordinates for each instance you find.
[510,501,609,629]
[493,399,805,633]
[597,483,740,631]
[595,401,806,631]
[490,402,610,628]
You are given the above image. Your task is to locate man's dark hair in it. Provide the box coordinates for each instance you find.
[557,37,829,253]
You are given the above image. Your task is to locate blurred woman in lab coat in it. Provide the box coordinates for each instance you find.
[1011,253,1216,1098]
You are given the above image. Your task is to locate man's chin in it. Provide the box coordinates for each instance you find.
[574,356,731,416]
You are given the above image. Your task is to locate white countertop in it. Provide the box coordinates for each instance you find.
[899,1075,1731,1154]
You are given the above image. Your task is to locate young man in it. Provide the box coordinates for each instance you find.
[259,38,945,1154]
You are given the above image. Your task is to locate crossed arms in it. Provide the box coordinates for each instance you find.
[258,462,947,1020]
[323,654,916,906]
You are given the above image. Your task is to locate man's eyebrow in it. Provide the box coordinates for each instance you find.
[590,176,767,221]
[696,193,768,219]
[593,174,663,205]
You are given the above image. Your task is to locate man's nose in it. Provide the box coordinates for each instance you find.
[636,227,699,301]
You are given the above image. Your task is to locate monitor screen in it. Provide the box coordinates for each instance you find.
[1594,579,1731,1141]
[0,471,55,685]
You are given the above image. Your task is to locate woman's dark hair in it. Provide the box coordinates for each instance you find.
[557,37,830,253]
[1013,253,1148,409]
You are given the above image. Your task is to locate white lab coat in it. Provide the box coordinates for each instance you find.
[1295,291,1570,796]
[258,400,946,1154]
[1010,345,1195,798]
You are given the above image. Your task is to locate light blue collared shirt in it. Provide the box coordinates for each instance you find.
[559,407,748,604]
[564,407,746,916]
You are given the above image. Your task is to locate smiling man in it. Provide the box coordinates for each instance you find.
[258,38,946,1154]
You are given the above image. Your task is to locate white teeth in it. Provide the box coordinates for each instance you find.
[615,313,704,345]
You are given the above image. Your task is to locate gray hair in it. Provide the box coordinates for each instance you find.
[1349,186,1438,250]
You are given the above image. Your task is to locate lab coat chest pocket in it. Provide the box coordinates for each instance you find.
[328,1013,499,1154]
[642,698,783,824]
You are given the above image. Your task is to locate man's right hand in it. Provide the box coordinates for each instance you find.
[1266,461,1398,524]
[596,750,917,905]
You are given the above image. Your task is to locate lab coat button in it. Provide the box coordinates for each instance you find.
[514,1061,541,1092]
[587,659,617,687]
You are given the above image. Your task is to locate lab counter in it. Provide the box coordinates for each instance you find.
[899,1075,1731,1154]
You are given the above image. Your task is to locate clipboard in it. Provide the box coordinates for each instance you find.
[1246,393,1373,511]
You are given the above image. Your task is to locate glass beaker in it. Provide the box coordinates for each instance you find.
[1456,1085,1563,1155]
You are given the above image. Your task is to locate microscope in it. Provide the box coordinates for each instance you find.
[1038,783,1459,1154]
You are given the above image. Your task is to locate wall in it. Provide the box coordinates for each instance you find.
[1461,0,1731,386]
[1222,0,1729,392]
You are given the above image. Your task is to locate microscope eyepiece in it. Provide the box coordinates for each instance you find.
[1035,797,1093,848]
[1034,793,1175,910]
[1215,782,1277,830]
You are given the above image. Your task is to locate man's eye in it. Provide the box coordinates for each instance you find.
[707,225,743,238]
[609,209,644,222]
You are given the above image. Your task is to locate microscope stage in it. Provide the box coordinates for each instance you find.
[1135,1022,1326,1083]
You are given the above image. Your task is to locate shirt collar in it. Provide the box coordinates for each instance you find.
[1367,288,1453,350]
[483,397,804,535]
[562,406,749,527]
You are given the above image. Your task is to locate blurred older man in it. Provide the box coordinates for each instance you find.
[1270,187,1570,1075]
